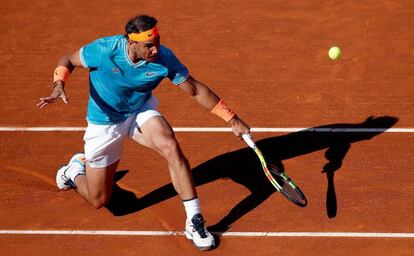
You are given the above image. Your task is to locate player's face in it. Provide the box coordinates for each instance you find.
[137,36,160,62]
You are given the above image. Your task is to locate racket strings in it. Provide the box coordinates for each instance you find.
[268,164,307,207]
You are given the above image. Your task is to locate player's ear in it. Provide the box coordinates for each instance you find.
[130,40,140,46]
[125,37,134,45]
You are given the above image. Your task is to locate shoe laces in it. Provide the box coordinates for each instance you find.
[61,167,75,188]
[191,214,208,238]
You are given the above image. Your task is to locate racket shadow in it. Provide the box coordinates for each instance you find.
[257,115,398,220]
[105,115,398,231]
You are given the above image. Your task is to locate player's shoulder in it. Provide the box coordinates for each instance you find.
[159,44,172,55]
[95,35,125,46]
[159,45,181,61]
[89,35,125,54]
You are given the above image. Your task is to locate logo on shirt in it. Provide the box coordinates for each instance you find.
[112,67,120,73]
[146,71,157,77]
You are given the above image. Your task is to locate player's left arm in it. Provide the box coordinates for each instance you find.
[37,50,85,108]
[178,76,250,137]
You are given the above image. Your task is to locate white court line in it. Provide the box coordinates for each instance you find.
[0,230,414,238]
[0,127,414,133]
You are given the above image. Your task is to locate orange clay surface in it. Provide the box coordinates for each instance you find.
[1,0,414,255]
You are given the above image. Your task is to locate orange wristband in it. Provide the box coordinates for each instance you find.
[53,66,71,83]
[210,99,236,122]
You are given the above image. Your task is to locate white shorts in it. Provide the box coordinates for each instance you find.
[83,96,162,168]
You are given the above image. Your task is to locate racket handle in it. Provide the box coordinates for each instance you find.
[242,134,256,149]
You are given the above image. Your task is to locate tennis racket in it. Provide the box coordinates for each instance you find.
[242,134,307,207]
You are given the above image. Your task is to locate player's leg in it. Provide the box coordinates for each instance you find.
[128,96,196,200]
[56,117,132,209]
[56,153,117,208]
[132,116,215,250]
[74,160,119,209]
[129,96,215,250]
[133,116,196,199]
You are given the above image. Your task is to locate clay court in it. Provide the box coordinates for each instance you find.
[1,0,413,255]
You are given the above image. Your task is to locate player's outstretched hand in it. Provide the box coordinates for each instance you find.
[229,116,250,138]
[37,82,68,108]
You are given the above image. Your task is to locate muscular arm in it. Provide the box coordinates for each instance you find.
[37,50,84,108]
[56,50,84,76]
[178,76,220,111]
[52,50,84,86]
[178,76,250,136]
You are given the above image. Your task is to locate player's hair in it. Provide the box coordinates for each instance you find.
[125,15,158,34]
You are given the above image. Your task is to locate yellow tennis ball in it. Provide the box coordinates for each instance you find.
[328,46,341,60]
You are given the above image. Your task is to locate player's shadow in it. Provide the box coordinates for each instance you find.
[106,116,398,231]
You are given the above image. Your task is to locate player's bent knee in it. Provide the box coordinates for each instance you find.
[158,138,181,159]
[89,191,111,209]
[90,195,110,209]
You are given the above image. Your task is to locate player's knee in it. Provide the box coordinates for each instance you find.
[90,193,110,209]
[158,138,180,159]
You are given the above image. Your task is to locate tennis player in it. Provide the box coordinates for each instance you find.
[37,14,250,251]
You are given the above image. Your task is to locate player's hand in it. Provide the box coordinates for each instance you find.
[229,116,250,138]
[37,82,68,108]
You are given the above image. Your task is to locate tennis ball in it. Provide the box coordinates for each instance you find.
[328,46,341,60]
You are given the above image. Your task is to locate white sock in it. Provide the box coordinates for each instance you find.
[183,197,201,220]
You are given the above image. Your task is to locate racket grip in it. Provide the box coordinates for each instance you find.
[242,134,256,149]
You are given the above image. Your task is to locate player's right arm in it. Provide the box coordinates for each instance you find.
[37,50,84,108]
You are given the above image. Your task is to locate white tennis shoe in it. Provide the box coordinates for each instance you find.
[185,213,215,251]
[56,153,86,190]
